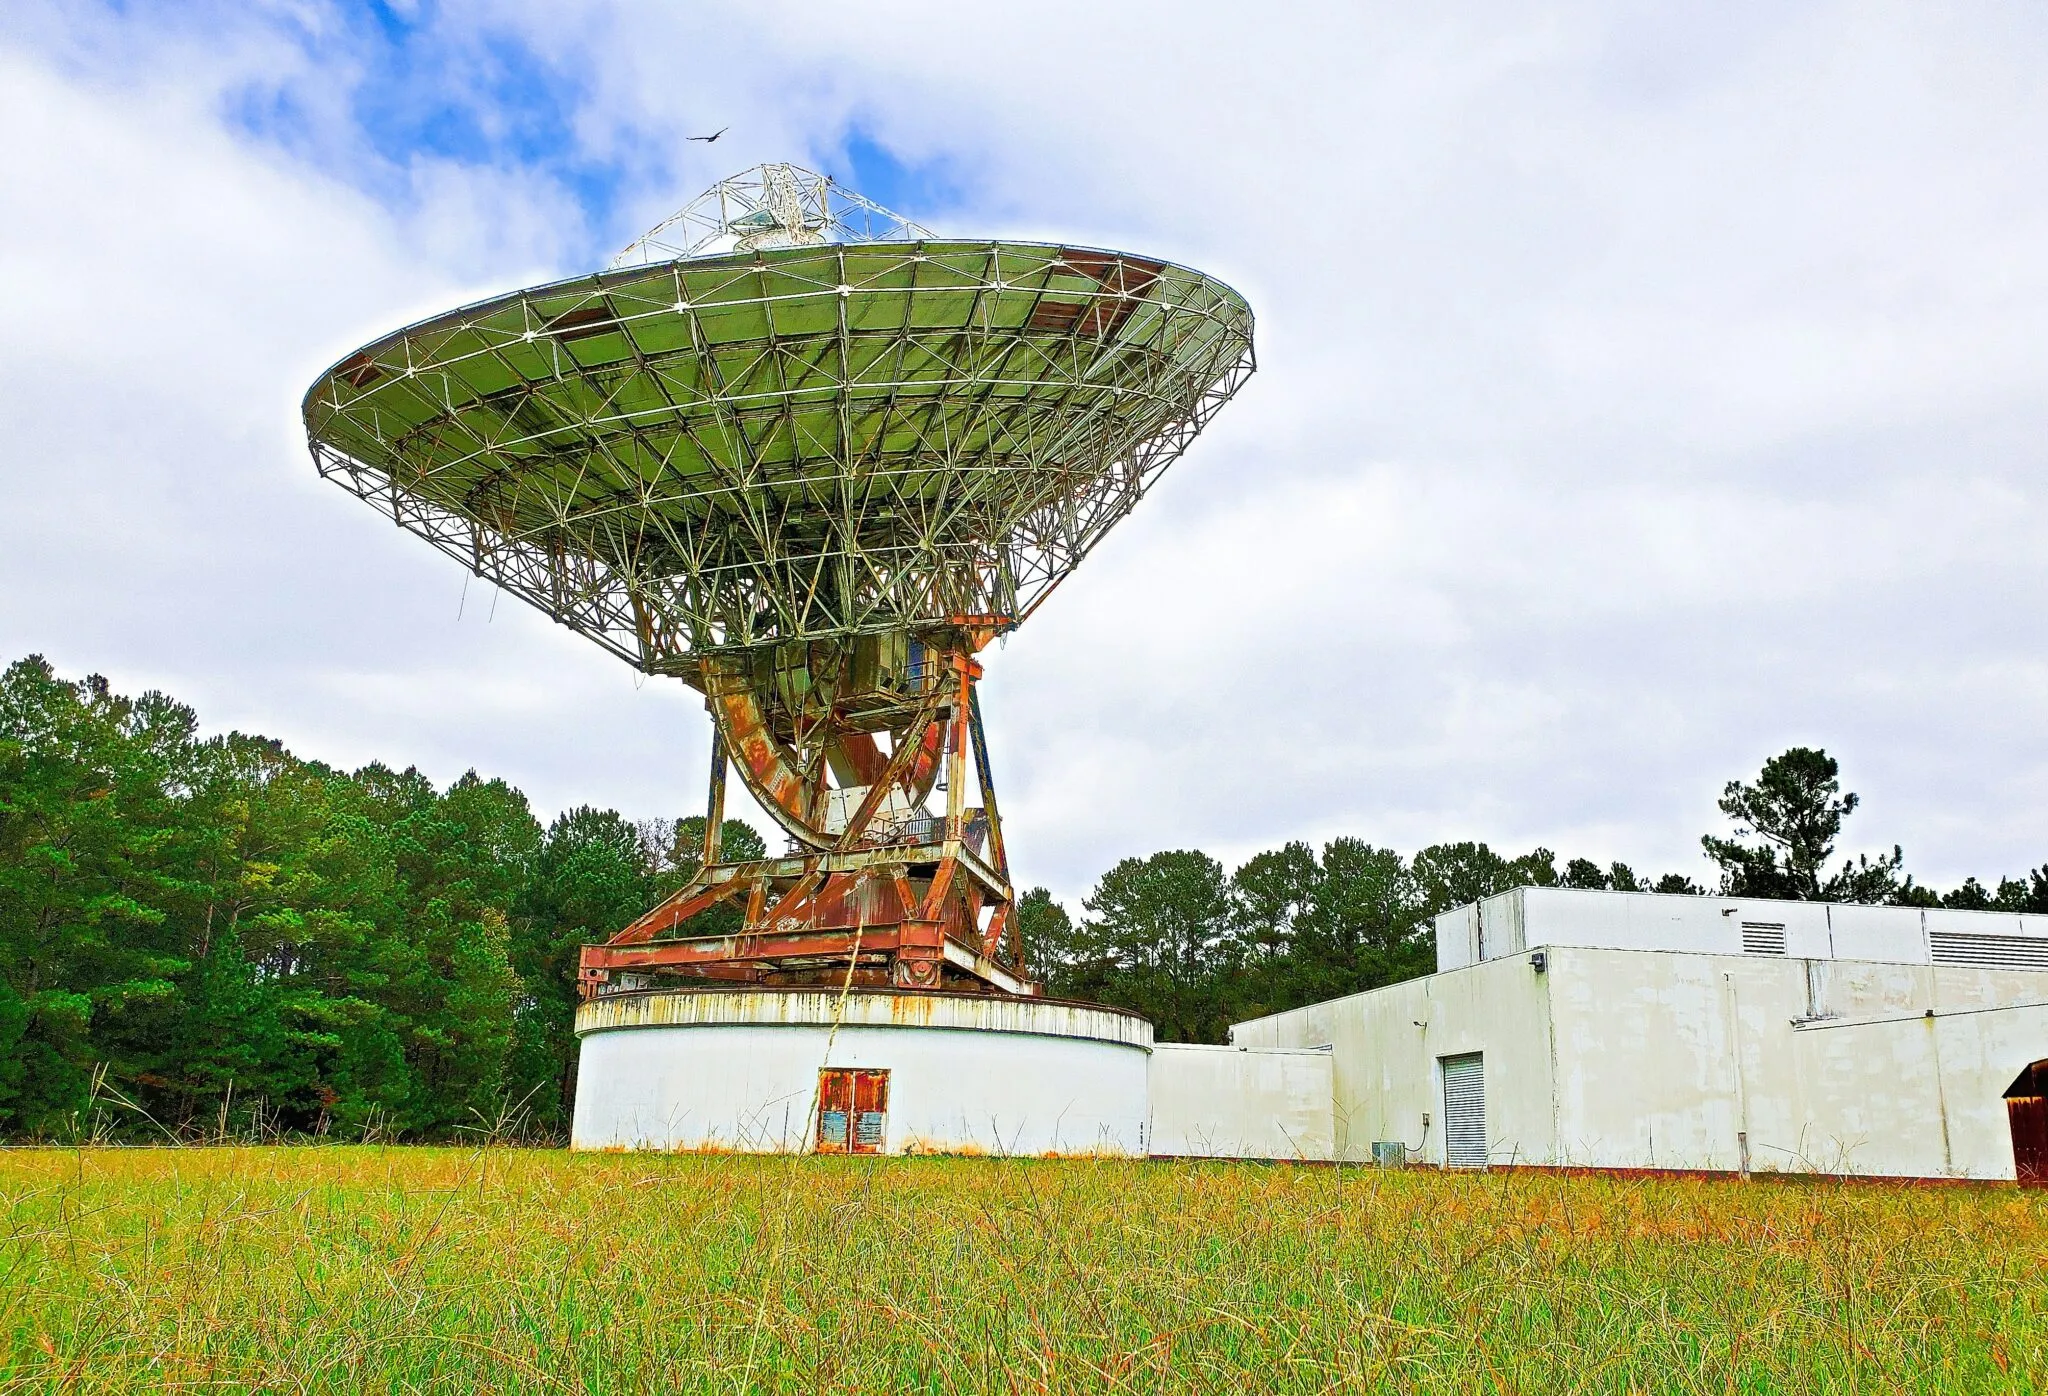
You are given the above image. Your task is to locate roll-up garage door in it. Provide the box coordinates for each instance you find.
[1441,1053,1487,1169]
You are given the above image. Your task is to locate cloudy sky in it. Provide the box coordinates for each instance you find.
[5,0,2047,904]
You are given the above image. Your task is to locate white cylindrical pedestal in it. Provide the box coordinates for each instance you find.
[571,988,1153,1156]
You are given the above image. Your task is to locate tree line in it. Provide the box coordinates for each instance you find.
[0,655,760,1141]
[5,655,2044,1138]
[1021,746,2048,1041]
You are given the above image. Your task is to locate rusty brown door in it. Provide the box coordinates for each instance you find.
[817,1070,853,1153]
[851,1070,889,1153]
[816,1069,889,1155]
[2009,1059,2048,1186]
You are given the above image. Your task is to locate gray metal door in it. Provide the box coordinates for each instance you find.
[1441,1053,1487,1169]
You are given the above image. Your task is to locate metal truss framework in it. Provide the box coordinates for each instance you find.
[610,162,934,265]
[578,639,1032,997]
[304,179,1254,671]
[303,165,1255,995]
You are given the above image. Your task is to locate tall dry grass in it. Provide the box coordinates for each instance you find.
[1,1146,2041,1392]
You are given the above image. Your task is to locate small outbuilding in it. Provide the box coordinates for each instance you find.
[1232,887,2048,1180]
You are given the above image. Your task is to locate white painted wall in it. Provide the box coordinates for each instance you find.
[1147,1044,1334,1160]
[1231,955,1558,1166]
[1435,887,2048,972]
[572,990,1151,1156]
[1235,947,2048,1179]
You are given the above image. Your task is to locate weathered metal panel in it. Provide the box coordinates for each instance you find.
[816,1069,853,1152]
[852,1071,889,1151]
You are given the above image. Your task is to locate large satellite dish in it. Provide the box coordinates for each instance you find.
[305,163,1254,995]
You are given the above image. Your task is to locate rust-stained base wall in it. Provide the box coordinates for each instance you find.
[571,988,1152,1156]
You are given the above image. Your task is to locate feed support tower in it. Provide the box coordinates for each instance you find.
[303,164,1253,1152]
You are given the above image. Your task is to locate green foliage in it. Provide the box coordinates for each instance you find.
[510,806,650,1132]
[1939,872,2048,913]
[1076,850,1239,1043]
[657,815,771,937]
[1030,744,2043,1041]
[1703,747,1855,897]
[666,815,770,875]
[0,655,760,1142]
[1012,886,1078,984]
[1701,746,1899,901]
[1032,838,1551,1041]
[1239,838,1427,1015]
[7,655,2043,1101]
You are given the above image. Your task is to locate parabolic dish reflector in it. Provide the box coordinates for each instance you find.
[303,164,1255,677]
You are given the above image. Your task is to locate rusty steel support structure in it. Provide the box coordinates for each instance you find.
[579,621,1031,997]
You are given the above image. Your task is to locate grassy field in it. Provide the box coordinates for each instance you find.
[1,1147,2042,1393]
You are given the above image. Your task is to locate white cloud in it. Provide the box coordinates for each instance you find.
[5,0,2048,907]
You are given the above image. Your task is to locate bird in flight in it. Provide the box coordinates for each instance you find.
[688,127,729,143]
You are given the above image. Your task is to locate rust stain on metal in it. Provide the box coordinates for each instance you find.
[574,986,1153,1047]
[2009,1058,2048,1185]
[581,628,1038,1000]
[815,1069,889,1154]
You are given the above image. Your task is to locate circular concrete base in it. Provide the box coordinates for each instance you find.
[570,988,1153,1156]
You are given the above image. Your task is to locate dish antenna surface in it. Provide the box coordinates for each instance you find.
[304,162,1254,996]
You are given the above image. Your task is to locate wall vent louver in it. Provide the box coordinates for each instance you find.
[1741,922,1788,955]
[1928,931,2048,972]
[1441,1053,1487,1170]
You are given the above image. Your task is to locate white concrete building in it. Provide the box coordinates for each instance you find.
[1233,888,2048,1180]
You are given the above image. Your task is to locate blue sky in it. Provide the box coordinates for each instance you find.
[207,1,974,267]
[7,0,2048,902]
[224,3,639,256]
